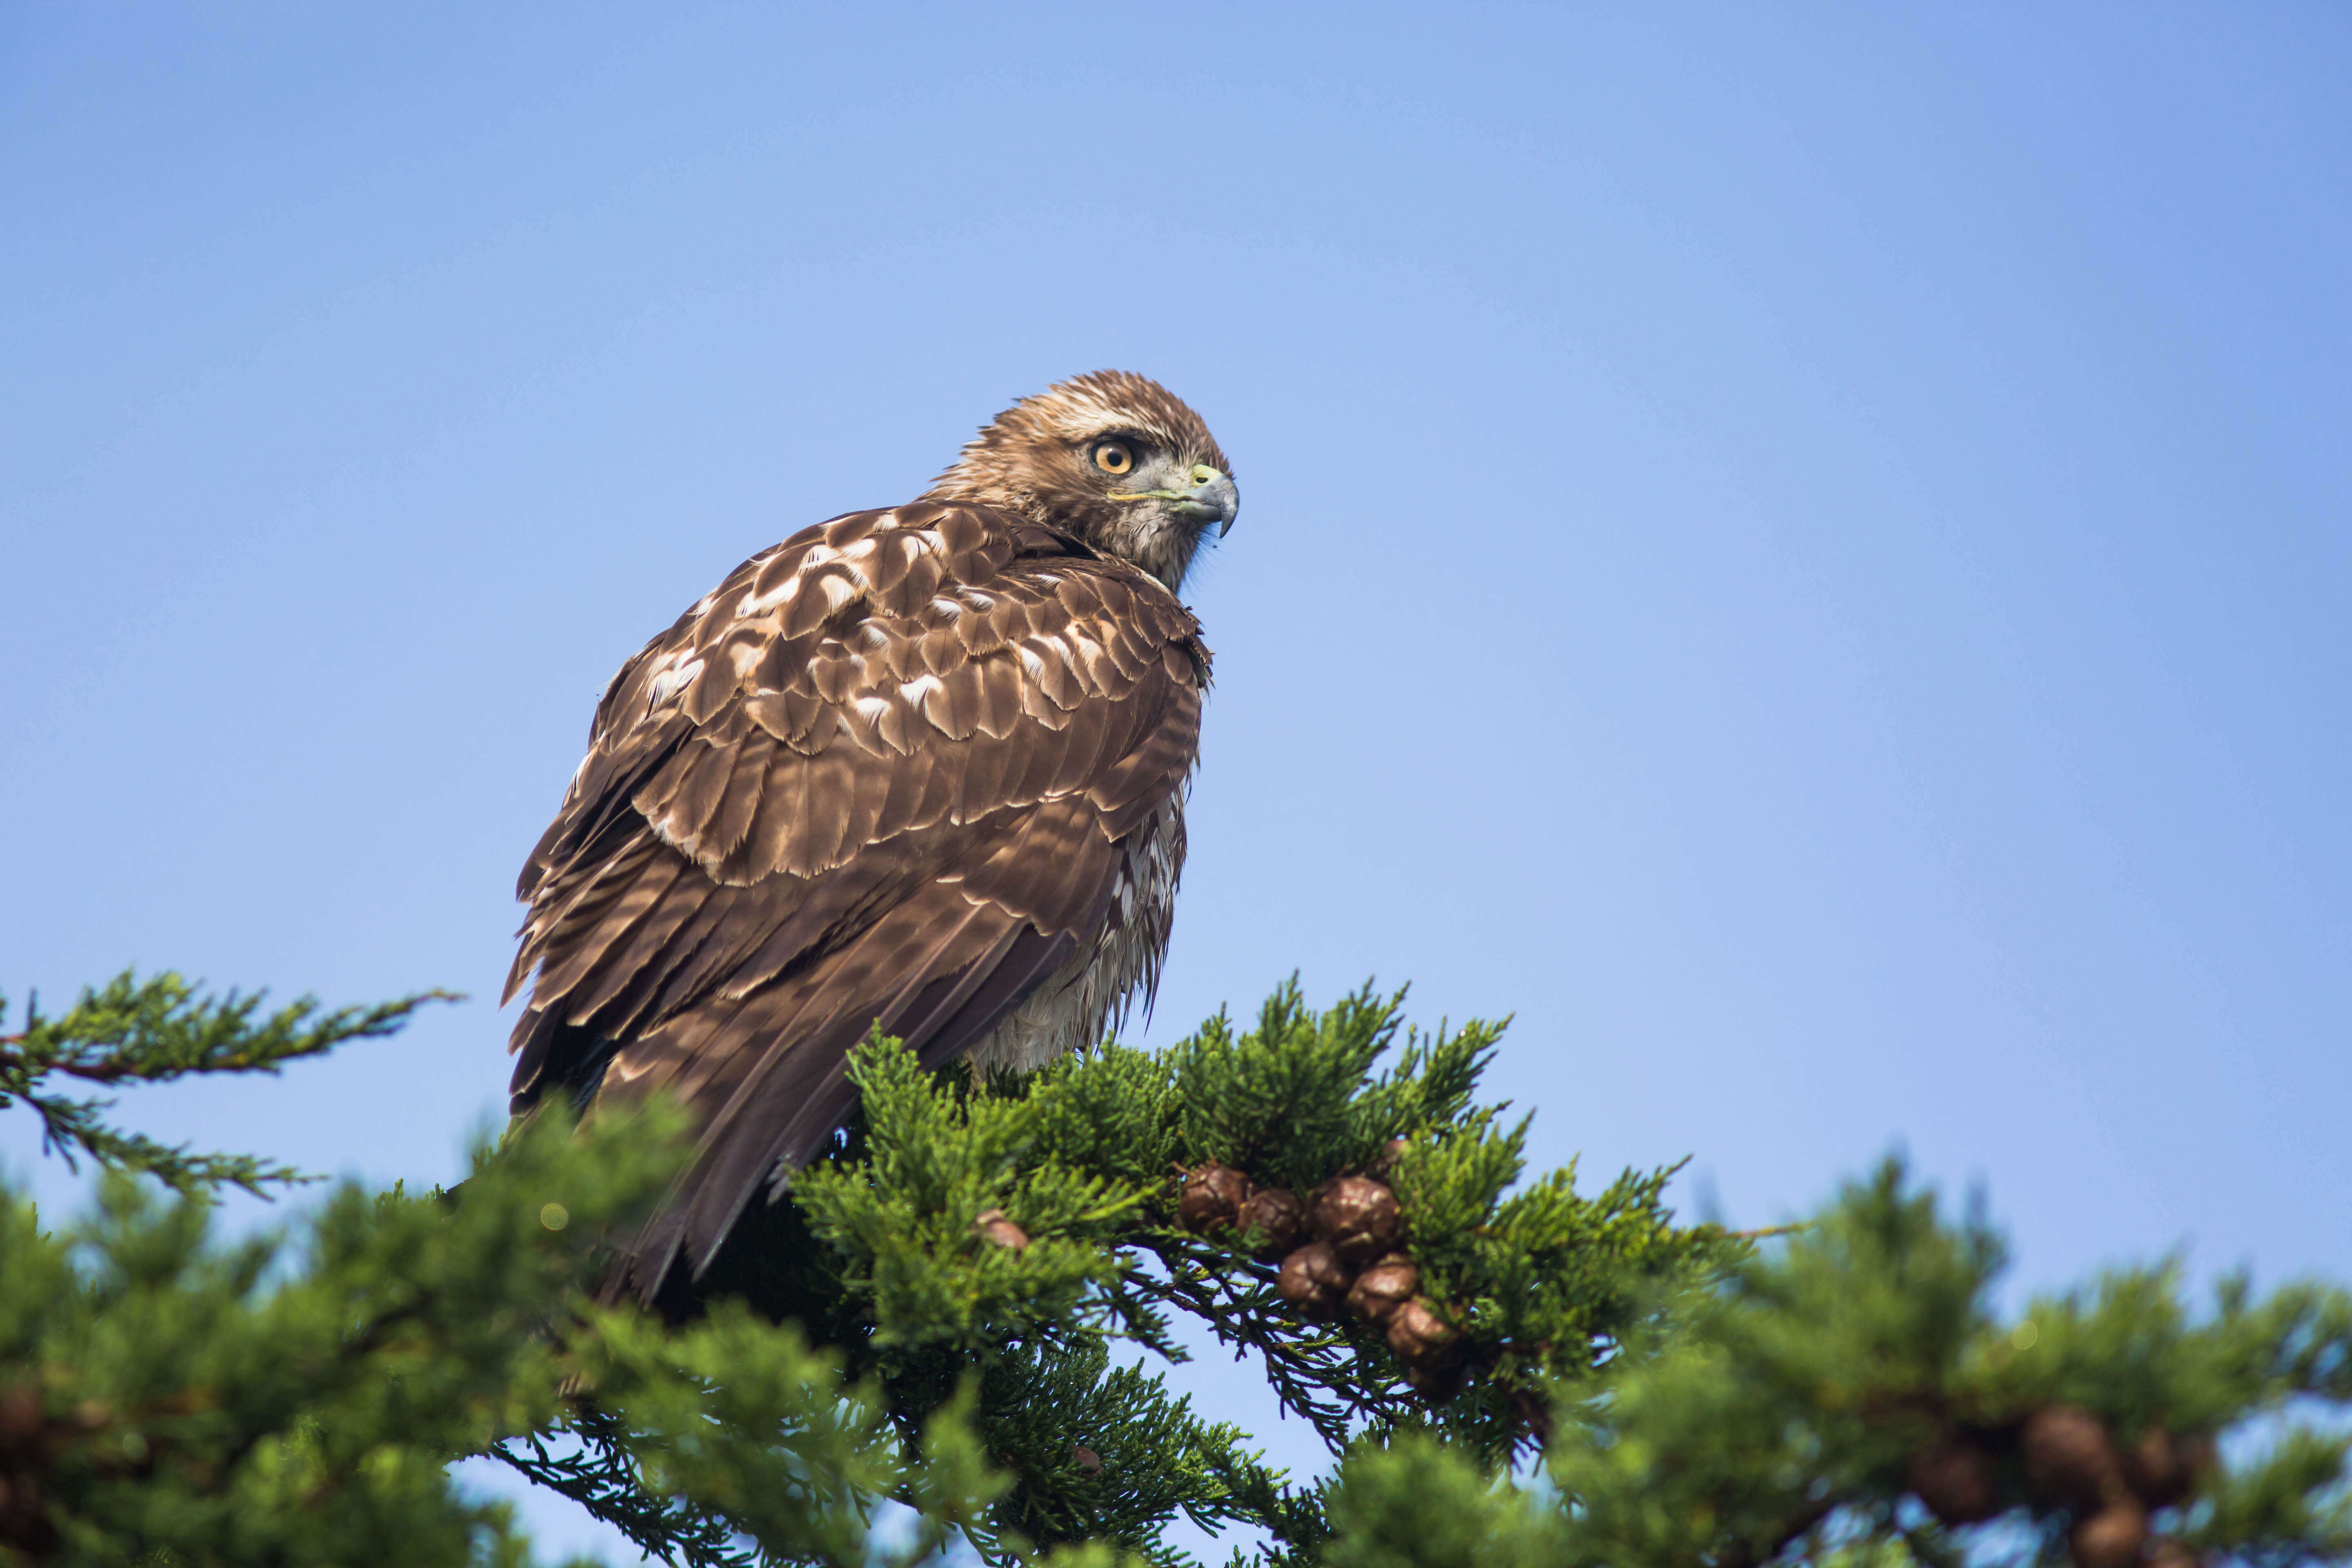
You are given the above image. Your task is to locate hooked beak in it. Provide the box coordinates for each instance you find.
[1110,464,1240,536]
[1189,467,1240,537]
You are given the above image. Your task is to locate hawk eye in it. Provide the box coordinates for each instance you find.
[1094,442,1134,476]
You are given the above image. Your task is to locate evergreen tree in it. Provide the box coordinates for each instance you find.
[3,970,2346,1567]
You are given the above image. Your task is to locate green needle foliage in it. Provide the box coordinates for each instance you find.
[747,979,1722,1563]
[3,968,2349,1568]
[1319,1162,2352,1568]
[0,1014,1003,1565]
[0,973,449,1196]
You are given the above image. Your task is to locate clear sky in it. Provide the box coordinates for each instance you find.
[4,4,2347,1559]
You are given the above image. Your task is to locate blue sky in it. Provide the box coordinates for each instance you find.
[4,4,2347,1558]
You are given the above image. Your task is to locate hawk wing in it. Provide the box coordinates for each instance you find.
[505,501,1209,1295]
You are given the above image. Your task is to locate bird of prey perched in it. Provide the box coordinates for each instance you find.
[503,371,1237,1301]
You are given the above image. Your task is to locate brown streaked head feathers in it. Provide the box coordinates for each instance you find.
[505,371,1234,1307]
[925,370,1237,589]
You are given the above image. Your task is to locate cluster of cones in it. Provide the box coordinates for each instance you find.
[1174,1152,1463,1389]
[1907,1405,2215,1568]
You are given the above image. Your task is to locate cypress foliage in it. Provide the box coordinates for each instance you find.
[1323,1163,2352,1568]
[2,971,2347,1568]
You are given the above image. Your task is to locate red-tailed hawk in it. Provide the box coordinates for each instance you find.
[504,371,1236,1299]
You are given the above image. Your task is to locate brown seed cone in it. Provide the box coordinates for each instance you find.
[973,1208,1029,1250]
[2122,1428,2213,1509]
[1907,1433,2005,1525]
[0,1385,45,1471]
[0,1471,59,1555]
[1072,1444,1103,1477]
[1369,1136,1411,1178]
[1177,1164,1252,1234]
[1276,1241,1353,1320]
[2022,1405,2124,1509]
[0,1385,41,1443]
[1238,1187,1306,1261]
[1386,1296,1462,1365]
[1346,1253,1421,1325]
[1405,1359,1470,1401]
[2070,1499,2149,1568]
[1311,1175,1403,1265]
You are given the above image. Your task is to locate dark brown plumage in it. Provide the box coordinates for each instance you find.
[505,372,1237,1301]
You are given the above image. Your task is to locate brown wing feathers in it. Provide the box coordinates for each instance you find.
[505,503,1207,1297]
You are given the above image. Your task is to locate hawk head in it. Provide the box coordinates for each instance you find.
[925,370,1239,588]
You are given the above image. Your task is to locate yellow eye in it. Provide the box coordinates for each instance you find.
[1094,442,1134,475]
